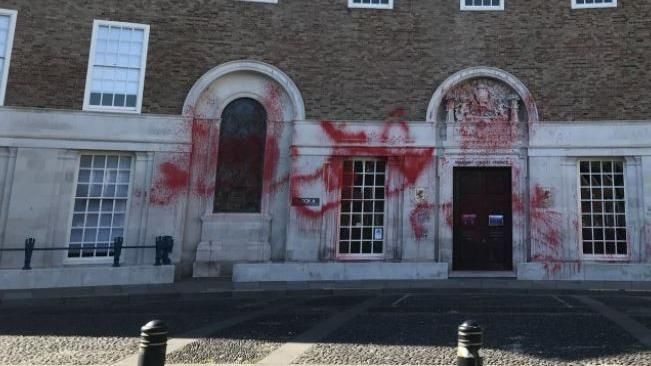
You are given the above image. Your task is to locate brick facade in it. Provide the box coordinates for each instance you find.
[2,0,651,121]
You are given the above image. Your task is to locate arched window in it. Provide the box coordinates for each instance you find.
[214,98,267,213]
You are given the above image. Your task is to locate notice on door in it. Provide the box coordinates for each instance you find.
[462,214,477,226]
[489,214,504,227]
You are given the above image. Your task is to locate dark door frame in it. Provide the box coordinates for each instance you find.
[452,167,513,271]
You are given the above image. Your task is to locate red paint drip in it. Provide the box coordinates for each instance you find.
[440,202,453,228]
[410,202,435,241]
[292,116,435,239]
[150,162,190,205]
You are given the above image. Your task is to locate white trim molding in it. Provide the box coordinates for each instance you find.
[83,19,150,114]
[460,0,505,11]
[348,0,394,10]
[0,9,17,106]
[572,0,617,9]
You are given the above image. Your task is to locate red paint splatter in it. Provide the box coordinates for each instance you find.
[291,115,435,238]
[262,84,288,198]
[458,121,517,152]
[321,120,368,143]
[150,162,190,205]
[410,202,435,240]
[529,184,571,278]
[440,202,453,228]
[150,82,289,207]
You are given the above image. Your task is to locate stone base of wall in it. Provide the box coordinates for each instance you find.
[232,262,449,282]
[193,240,271,277]
[0,265,175,290]
[517,262,651,281]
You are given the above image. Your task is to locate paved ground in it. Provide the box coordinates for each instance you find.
[1,288,651,365]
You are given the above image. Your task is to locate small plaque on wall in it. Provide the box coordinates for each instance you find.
[292,197,321,207]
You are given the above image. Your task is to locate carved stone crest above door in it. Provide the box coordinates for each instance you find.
[444,78,521,125]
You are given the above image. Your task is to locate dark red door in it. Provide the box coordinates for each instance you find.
[453,168,513,271]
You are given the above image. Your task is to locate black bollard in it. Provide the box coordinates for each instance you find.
[137,320,168,366]
[162,236,173,265]
[23,238,35,270]
[457,320,483,366]
[112,237,123,267]
[154,236,162,266]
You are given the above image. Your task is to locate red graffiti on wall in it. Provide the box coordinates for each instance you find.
[149,114,219,206]
[410,202,436,240]
[149,83,288,207]
[262,84,287,196]
[149,162,190,206]
[528,184,583,279]
[291,110,436,240]
[440,202,453,228]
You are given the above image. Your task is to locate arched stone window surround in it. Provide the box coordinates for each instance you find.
[183,60,305,215]
[183,60,305,121]
[426,66,539,124]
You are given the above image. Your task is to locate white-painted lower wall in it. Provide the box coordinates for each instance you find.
[0,265,175,290]
[518,262,651,281]
[1,107,651,288]
[232,262,449,282]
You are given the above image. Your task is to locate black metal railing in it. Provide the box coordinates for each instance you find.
[0,236,174,270]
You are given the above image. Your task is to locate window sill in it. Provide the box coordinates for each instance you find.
[82,106,141,114]
[581,256,630,263]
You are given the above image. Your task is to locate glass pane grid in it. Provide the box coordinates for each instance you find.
[68,154,131,259]
[574,0,616,8]
[338,159,386,257]
[463,0,502,8]
[579,160,627,256]
[89,23,145,109]
[350,0,392,8]
[0,14,10,86]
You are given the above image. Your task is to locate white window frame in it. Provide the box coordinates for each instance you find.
[64,152,134,264]
[460,0,505,11]
[576,158,629,261]
[83,20,150,114]
[348,0,394,10]
[337,158,387,261]
[571,0,617,9]
[0,9,17,106]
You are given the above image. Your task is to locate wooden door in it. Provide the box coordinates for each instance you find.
[453,168,513,271]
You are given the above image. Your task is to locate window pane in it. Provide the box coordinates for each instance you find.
[88,22,147,109]
[214,98,268,213]
[68,154,131,259]
[337,158,386,258]
[579,160,627,256]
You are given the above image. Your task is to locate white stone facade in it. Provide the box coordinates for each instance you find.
[1,63,650,289]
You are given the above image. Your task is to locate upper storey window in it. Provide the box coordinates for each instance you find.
[0,9,17,106]
[572,0,616,9]
[348,0,393,10]
[83,20,150,113]
[461,0,504,11]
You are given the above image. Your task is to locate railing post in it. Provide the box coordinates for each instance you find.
[162,236,173,265]
[22,238,35,270]
[457,320,483,366]
[154,236,162,266]
[137,320,168,366]
[112,237,123,267]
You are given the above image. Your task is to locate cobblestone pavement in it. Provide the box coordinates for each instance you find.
[1,289,651,365]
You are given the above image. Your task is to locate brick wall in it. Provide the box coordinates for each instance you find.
[1,0,650,121]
